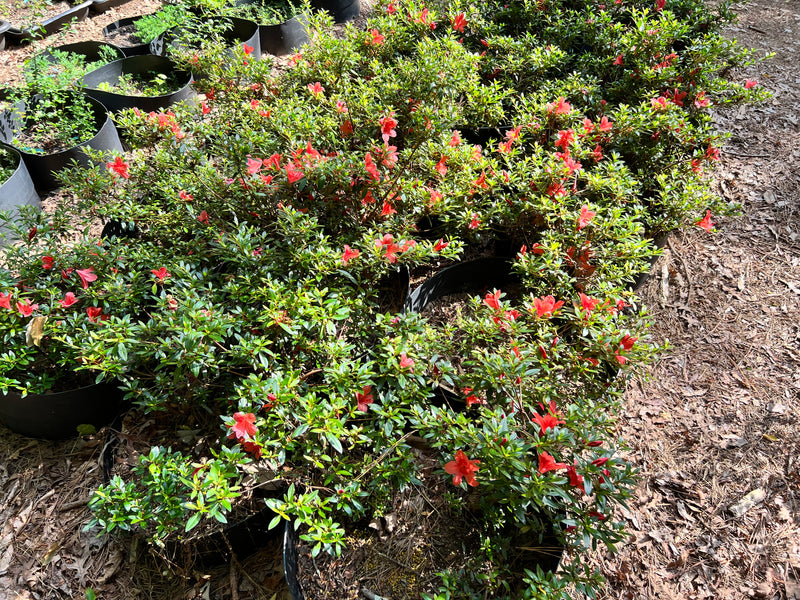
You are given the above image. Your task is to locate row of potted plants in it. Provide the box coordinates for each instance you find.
[0,0,358,47]
[0,0,766,597]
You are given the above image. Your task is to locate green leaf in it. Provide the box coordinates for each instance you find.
[185,512,202,532]
[326,432,343,454]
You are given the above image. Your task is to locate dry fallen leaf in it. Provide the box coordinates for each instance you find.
[729,488,766,517]
[24,315,47,347]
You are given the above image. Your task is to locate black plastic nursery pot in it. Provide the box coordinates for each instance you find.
[0,144,40,238]
[0,94,124,191]
[0,382,124,440]
[90,0,135,15]
[4,1,93,45]
[82,55,194,113]
[260,15,310,56]
[310,0,360,23]
[102,15,156,57]
[0,20,10,51]
[40,40,126,65]
[404,257,518,314]
[151,16,261,60]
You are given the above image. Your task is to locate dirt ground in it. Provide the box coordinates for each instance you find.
[0,0,798,599]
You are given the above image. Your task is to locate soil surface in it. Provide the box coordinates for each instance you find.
[0,1,798,599]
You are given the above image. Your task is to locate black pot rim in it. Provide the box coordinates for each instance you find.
[82,54,194,103]
[0,380,125,439]
[38,40,126,64]
[101,14,156,56]
[5,1,92,39]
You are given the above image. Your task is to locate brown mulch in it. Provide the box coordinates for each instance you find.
[1,0,799,599]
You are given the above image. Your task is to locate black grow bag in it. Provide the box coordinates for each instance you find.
[0,145,40,238]
[4,1,93,45]
[404,257,518,314]
[0,382,124,439]
[310,0,359,23]
[40,40,126,65]
[0,20,10,51]
[0,94,124,191]
[102,15,156,57]
[151,15,261,60]
[260,15,310,56]
[82,55,194,113]
[90,0,135,15]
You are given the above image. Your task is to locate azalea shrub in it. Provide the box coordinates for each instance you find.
[0,0,767,597]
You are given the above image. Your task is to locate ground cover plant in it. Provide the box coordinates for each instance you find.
[0,0,767,598]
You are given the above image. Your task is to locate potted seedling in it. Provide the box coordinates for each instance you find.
[1,0,93,45]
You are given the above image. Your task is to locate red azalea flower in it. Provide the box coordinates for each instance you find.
[60,292,78,308]
[308,82,324,96]
[449,130,461,146]
[151,267,170,281]
[452,12,466,32]
[386,1,396,14]
[364,153,380,181]
[286,162,304,184]
[368,29,384,45]
[547,96,572,115]
[614,54,624,66]
[17,299,38,317]
[41,256,54,270]
[532,411,565,435]
[76,267,97,289]
[0,292,11,310]
[555,129,574,151]
[694,92,710,108]
[241,440,262,459]
[247,157,263,175]
[107,156,129,179]
[696,210,715,232]
[197,210,210,224]
[468,213,481,229]
[179,190,194,201]
[744,79,758,89]
[655,0,665,10]
[483,290,502,311]
[651,96,669,110]
[341,245,360,264]
[379,114,397,143]
[200,101,210,115]
[472,171,488,189]
[579,293,600,315]
[532,295,564,318]
[619,334,637,352]
[444,450,480,487]
[433,238,448,252]
[538,451,568,474]
[243,43,254,55]
[577,205,596,230]
[227,412,257,440]
[399,352,415,371]
[86,306,104,322]
[567,463,585,493]
[340,120,354,136]
[435,156,448,176]
[592,145,604,162]
[598,116,613,132]
[355,385,374,412]
[380,201,396,217]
